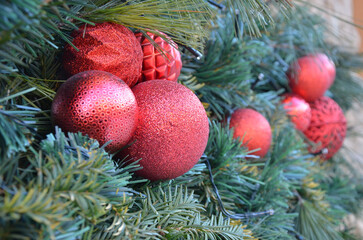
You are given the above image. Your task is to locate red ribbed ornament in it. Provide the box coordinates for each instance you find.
[62,22,143,87]
[229,108,272,158]
[288,53,336,102]
[282,93,311,131]
[120,80,209,181]
[135,32,182,83]
[303,96,346,160]
[51,70,138,153]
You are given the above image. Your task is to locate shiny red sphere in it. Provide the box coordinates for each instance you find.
[282,93,312,131]
[120,80,209,181]
[288,53,336,102]
[63,22,143,87]
[229,108,272,158]
[135,32,182,83]
[303,96,346,160]
[51,70,138,153]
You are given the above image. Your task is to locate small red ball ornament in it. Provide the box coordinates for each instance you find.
[303,96,347,160]
[63,22,143,87]
[120,80,209,181]
[288,53,336,102]
[51,70,138,153]
[229,108,272,158]
[135,32,182,83]
[282,93,312,131]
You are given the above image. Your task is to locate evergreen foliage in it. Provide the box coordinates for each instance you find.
[1,0,363,240]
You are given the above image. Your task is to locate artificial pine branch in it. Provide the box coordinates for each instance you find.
[84,0,212,52]
[296,200,343,240]
[224,0,293,37]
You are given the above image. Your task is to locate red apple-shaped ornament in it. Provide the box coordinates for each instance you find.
[63,22,143,87]
[282,93,312,131]
[229,108,272,158]
[288,53,336,102]
[51,70,138,153]
[120,80,209,181]
[135,32,182,83]
[303,96,346,160]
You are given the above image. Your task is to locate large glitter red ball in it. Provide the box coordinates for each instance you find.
[62,22,143,87]
[303,96,346,160]
[282,93,312,131]
[229,108,272,158]
[135,32,182,83]
[51,70,138,153]
[288,53,336,102]
[120,80,209,181]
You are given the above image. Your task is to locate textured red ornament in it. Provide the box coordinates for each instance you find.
[229,108,272,158]
[288,53,336,102]
[303,96,346,160]
[51,70,138,153]
[282,93,312,131]
[62,22,143,87]
[119,80,209,181]
[135,32,182,83]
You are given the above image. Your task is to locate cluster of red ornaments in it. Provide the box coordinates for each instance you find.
[62,23,182,87]
[53,22,209,181]
[284,53,346,159]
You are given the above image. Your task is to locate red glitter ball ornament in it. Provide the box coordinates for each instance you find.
[135,32,182,83]
[229,108,272,158]
[62,22,143,87]
[51,70,138,153]
[120,80,209,181]
[303,96,346,160]
[288,53,336,102]
[282,93,312,131]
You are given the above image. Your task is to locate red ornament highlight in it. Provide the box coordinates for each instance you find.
[288,53,336,102]
[229,108,272,158]
[51,70,138,153]
[120,80,209,181]
[63,22,143,87]
[135,32,182,83]
[303,96,346,160]
[282,93,312,131]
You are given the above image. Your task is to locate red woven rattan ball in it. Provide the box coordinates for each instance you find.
[303,96,346,160]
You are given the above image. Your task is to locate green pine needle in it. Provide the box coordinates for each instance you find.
[296,201,344,240]
[84,0,212,51]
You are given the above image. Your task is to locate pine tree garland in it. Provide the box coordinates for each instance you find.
[1,1,363,239]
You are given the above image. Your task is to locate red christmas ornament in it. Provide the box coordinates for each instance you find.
[135,32,182,83]
[288,53,336,102]
[303,96,346,160]
[229,108,272,158]
[51,70,138,153]
[63,22,143,87]
[282,93,312,131]
[120,80,209,181]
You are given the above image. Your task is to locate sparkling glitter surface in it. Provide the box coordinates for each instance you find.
[120,80,209,181]
[51,70,138,153]
[288,53,336,102]
[229,108,272,158]
[135,32,182,83]
[62,22,143,87]
[303,96,346,160]
[282,93,312,131]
